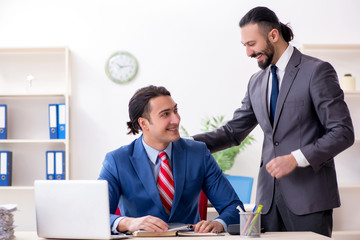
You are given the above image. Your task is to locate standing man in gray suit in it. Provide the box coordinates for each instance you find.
[193,7,354,237]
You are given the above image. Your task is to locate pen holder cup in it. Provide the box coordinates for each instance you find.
[239,212,261,238]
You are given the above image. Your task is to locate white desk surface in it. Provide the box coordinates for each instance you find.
[14,231,333,239]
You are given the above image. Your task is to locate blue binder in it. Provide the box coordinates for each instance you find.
[0,151,12,186]
[0,104,7,139]
[57,103,66,139]
[46,151,55,180]
[48,104,58,139]
[55,151,65,180]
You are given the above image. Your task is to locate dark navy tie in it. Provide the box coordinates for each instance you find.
[270,65,279,125]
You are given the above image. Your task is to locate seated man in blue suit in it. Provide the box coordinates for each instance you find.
[98,85,243,234]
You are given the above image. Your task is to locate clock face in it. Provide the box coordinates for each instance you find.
[105,51,138,84]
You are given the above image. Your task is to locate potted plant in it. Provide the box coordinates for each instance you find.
[180,115,255,173]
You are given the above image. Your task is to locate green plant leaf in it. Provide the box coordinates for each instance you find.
[180,115,255,173]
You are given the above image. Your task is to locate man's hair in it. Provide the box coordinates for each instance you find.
[239,6,294,43]
[127,85,171,135]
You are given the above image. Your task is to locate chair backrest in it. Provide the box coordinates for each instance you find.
[198,190,207,220]
[226,175,253,204]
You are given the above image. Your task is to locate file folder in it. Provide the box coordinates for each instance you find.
[57,103,66,139]
[46,151,55,180]
[0,151,12,186]
[0,105,7,139]
[49,104,58,139]
[55,151,65,180]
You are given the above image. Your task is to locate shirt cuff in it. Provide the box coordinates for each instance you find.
[291,149,310,167]
[112,216,125,234]
[213,218,227,232]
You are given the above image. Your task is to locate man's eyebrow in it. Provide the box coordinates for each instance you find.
[158,104,177,115]
[242,40,255,46]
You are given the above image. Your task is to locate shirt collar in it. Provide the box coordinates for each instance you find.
[274,44,294,71]
[141,136,172,165]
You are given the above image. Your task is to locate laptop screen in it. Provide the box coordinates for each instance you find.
[34,180,121,239]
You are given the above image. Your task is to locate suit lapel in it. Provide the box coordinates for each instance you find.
[168,140,186,219]
[273,48,301,130]
[261,69,274,134]
[130,137,165,215]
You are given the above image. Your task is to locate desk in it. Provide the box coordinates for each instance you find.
[14,231,333,239]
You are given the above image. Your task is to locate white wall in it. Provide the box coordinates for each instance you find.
[0,0,359,203]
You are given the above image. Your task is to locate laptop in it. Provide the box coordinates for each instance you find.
[34,180,129,239]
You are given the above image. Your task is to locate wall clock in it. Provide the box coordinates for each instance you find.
[105,51,138,84]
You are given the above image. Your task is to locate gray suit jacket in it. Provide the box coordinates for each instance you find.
[194,47,354,215]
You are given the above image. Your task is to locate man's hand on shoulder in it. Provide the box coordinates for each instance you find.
[117,215,169,233]
[193,220,224,233]
[266,154,298,178]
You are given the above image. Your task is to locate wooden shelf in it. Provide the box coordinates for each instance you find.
[300,44,360,187]
[0,47,71,183]
[300,44,360,50]
[344,91,360,96]
[0,186,34,190]
[0,47,71,232]
[0,93,68,98]
[0,47,69,54]
[0,139,67,144]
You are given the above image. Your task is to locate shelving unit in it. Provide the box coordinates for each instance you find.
[0,47,71,230]
[301,44,360,186]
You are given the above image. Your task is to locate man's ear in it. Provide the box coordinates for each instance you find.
[268,28,280,43]
[138,117,148,131]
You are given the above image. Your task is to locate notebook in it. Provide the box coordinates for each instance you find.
[34,180,129,239]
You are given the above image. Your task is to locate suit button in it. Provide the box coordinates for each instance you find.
[274,141,279,146]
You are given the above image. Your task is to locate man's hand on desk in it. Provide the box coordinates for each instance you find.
[117,215,169,233]
[193,220,223,233]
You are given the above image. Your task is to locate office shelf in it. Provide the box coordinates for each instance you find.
[301,44,360,186]
[0,93,67,97]
[0,139,67,144]
[344,91,360,96]
[0,186,34,191]
[0,48,71,191]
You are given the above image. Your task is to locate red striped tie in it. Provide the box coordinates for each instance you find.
[157,151,175,215]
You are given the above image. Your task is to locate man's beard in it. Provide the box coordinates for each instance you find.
[252,38,275,70]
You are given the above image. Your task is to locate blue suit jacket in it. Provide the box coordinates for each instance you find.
[98,136,242,228]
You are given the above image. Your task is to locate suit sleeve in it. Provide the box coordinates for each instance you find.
[193,86,258,153]
[300,61,354,172]
[98,152,123,227]
[201,145,243,226]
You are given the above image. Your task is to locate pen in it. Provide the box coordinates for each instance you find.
[246,205,263,236]
[236,205,245,213]
[240,205,256,235]
[252,205,256,212]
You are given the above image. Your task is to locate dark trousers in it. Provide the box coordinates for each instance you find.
[261,179,333,237]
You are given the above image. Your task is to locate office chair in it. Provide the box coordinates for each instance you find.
[198,190,207,220]
[115,190,208,220]
[226,175,253,204]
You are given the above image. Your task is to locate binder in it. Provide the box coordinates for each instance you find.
[46,151,55,180]
[0,151,12,186]
[57,103,66,139]
[0,104,7,139]
[55,151,65,180]
[48,104,58,139]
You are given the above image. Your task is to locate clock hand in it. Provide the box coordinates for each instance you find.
[116,63,130,68]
